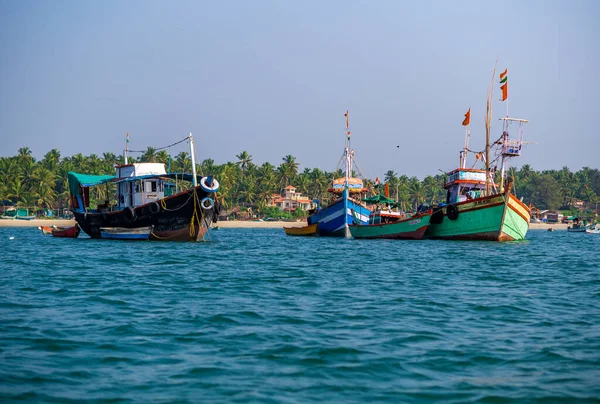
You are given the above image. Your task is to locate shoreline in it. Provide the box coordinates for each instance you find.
[0,218,571,230]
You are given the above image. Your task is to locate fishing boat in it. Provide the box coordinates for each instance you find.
[69,133,220,241]
[567,217,591,232]
[100,226,153,240]
[585,225,600,234]
[38,225,55,234]
[52,224,80,238]
[350,209,432,240]
[425,65,531,241]
[283,223,318,237]
[301,111,371,237]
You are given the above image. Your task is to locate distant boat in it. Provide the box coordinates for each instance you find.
[69,133,220,241]
[567,218,591,233]
[38,225,55,235]
[100,226,153,240]
[52,224,80,238]
[585,225,600,234]
[299,111,370,237]
[283,223,318,237]
[425,64,531,242]
[350,207,432,240]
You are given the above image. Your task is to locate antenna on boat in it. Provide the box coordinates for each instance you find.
[189,133,198,187]
[124,132,129,164]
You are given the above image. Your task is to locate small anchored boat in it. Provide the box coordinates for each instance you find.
[100,226,153,240]
[38,225,56,235]
[51,224,80,238]
[283,223,318,237]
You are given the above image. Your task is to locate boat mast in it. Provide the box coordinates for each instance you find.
[344,110,351,238]
[461,108,471,168]
[189,133,198,187]
[124,132,129,165]
[485,63,497,195]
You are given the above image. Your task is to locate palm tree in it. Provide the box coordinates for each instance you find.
[175,152,192,173]
[41,149,61,171]
[141,147,157,162]
[236,151,253,177]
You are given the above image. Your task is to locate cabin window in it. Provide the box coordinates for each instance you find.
[135,182,140,193]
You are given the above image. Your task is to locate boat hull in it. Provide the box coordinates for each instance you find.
[350,213,431,240]
[425,192,530,241]
[100,226,153,240]
[73,186,216,242]
[283,223,318,237]
[307,195,370,237]
[52,225,80,238]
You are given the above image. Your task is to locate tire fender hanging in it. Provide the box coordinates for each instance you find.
[201,197,215,210]
[200,177,219,193]
[447,204,459,221]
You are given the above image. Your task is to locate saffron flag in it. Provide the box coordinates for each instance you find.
[375,177,381,185]
[126,132,130,143]
[344,110,349,128]
[500,69,507,82]
[462,108,471,126]
[384,182,389,197]
[500,83,508,101]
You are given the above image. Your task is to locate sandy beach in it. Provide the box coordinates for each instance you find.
[0,218,570,230]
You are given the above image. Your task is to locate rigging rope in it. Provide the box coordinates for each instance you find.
[128,136,190,153]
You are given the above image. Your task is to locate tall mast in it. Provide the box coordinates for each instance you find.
[485,62,497,195]
[461,108,471,168]
[343,110,351,238]
[124,132,129,165]
[189,133,198,187]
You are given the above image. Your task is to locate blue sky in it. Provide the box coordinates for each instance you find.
[0,0,598,179]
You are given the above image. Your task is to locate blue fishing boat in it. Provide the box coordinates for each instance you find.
[304,111,371,237]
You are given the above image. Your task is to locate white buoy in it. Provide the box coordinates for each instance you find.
[9,236,14,240]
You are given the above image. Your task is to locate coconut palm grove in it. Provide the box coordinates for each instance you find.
[1,147,599,219]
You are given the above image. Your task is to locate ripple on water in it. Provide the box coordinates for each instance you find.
[0,227,599,401]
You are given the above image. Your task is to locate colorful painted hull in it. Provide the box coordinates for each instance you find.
[425,192,530,241]
[349,213,431,240]
[307,193,371,237]
[283,223,318,237]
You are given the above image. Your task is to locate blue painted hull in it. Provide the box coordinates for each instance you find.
[101,233,150,240]
[307,196,371,237]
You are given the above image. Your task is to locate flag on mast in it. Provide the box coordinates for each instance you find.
[462,108,471,126]
[500,69,508,101]
[344,110,349,128]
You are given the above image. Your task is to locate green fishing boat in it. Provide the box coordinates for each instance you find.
[425,64,531,242]
[349,209,432,240]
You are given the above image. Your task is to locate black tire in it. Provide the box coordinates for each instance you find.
[150,202,160,214]
[124,207,135,222]
[447,204,459,221]
[430,209,444,224]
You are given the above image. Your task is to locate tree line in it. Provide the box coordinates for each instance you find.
[1,147,599,217]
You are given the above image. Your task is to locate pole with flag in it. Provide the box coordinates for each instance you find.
[500,68,508,121]
[125,132,130,164]
[461,108,471,168]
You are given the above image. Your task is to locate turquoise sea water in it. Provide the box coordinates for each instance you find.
[1,227,599,403]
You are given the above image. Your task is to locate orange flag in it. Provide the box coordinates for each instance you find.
[384,182,389,197]
[500,83,508,101]
[462,108,471,126]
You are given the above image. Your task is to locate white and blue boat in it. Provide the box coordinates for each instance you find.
[305,111,371,237]
[100,226,153,240]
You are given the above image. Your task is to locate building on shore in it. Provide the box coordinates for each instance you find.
[270,186,316,212]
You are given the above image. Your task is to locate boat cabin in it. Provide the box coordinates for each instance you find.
[329,177,366,194]
[369,210,411,225]
[116,163,167,209]
[444,168,491,204]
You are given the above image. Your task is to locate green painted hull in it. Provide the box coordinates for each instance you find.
[350,215,430,239]
[425,193,530,241]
